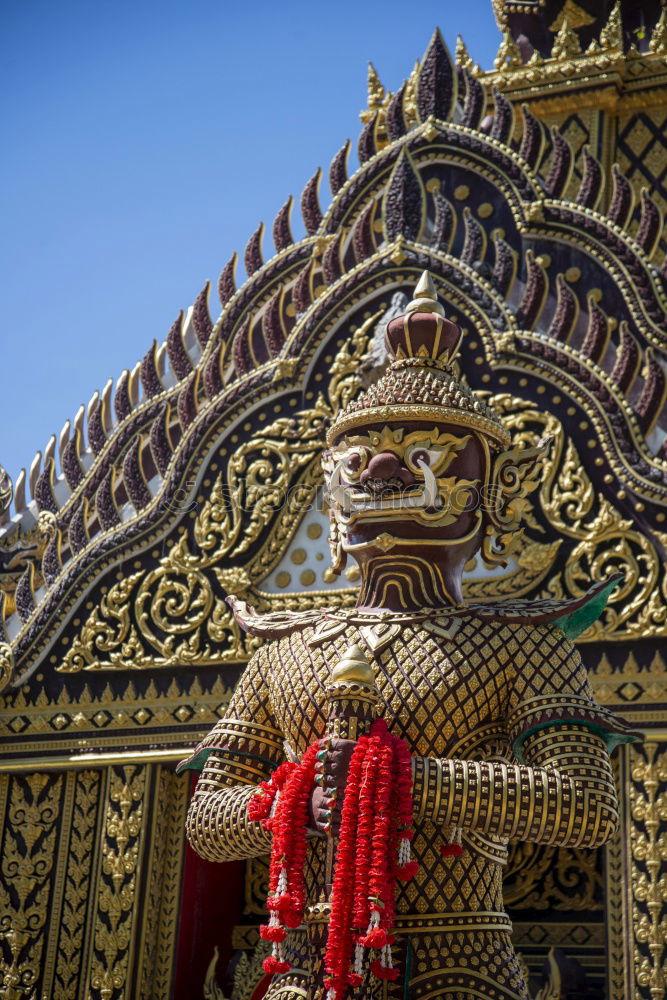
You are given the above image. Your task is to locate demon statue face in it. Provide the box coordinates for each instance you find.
[323,272,547,609]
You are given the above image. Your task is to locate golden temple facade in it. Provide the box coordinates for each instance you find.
[1,3,666,997]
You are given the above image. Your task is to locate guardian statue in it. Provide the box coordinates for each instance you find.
[179,273,638,1000]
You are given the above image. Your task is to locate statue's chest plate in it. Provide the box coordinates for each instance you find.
[266,615,514,759]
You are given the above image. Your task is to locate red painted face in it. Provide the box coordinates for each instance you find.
[325,420,489,556]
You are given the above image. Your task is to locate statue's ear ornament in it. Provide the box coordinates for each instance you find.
[482,435,553,568]
[322,449,348,577]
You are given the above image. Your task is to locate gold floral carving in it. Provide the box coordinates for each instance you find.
[53,771,101,998]
[58,315,377,672]
[629,742,667,1000]
[0,773,62,997]
[230,940,271,1000]
[139,767,189,1000]
[480,395,667,642]
[88,766,145,1000]
[244,856,270,917]
[503,841,602,911]
[482,437,549,568]
[465,537,562,601]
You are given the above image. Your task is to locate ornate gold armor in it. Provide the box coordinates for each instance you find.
[180,274,638,999]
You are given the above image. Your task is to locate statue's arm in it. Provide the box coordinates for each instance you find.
[182,646,284,863]
[186,754,273,862]
[411,723,619,848]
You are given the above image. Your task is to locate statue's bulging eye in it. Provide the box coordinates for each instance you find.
[341,448,369,479]
[406,446,442,472]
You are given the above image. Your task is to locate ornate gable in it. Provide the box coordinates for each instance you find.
[1,30,666,697]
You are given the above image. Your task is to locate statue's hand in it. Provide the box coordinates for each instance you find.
[309,738,356,837]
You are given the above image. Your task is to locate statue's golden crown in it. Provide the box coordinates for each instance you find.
[327,271,510,450]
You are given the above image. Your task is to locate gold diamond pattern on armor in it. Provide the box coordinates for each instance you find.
[186,609,624,999]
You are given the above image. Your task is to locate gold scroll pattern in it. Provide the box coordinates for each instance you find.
[0,773,62,998]
[629,741,667,1000]
[88,765,146,1000]
[57,314,377,673]
[58,375,666,673]
[503,841,602,911]
[479,395,667,642]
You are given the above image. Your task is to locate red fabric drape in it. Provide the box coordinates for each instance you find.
[172,773,246,998]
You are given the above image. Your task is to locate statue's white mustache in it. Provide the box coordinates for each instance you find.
[327,462,351,513]
[326,458,441,513]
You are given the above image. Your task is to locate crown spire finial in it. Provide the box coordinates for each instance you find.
[405,270,446,317]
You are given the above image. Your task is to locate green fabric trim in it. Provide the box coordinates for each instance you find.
[404,941,413,1000]
[175,746,279,775]
[552,577,621,639]
[512,717,641,764]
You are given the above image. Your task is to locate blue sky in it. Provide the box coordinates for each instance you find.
[1,1,501,496]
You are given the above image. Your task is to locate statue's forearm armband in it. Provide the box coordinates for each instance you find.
[185,753,273,863]
[411,725,619,848]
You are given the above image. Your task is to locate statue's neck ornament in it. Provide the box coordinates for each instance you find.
[323,271,546,612]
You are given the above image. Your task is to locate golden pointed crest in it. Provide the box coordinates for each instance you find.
[367,62,385,109]
[600,1,623,50]
[455,34,473,71]
[495,30,522,70]
[330,644,376,686]
[405,270,446,317]
[549,1,595,32]
[551,18,582,59]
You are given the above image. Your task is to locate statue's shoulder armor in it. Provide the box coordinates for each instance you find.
[227,595,332,639]
[463,573,622,640]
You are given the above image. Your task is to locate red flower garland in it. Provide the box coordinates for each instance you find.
[325,718,418,998]
[248,718,419,996]
[323,734,368,1000]
[248,761,297,829]
[256,742,320,971]
[350,733,379,935]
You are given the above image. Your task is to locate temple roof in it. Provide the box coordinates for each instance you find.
[492,1,666,59]
[1,27,666,691]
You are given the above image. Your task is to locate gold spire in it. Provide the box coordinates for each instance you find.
[455,34,473,71]
[367,62,385,110]
[650,8,667,54]
[330,644,376,686]
[551,18,582,59]
[600,1,623,50]
[495,30,522,70]
[360,61,391,130]
[404,270,446,318]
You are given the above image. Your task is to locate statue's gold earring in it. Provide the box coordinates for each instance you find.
[481,436,552,568]
[326,507,347,577]
[322,449,348,577]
